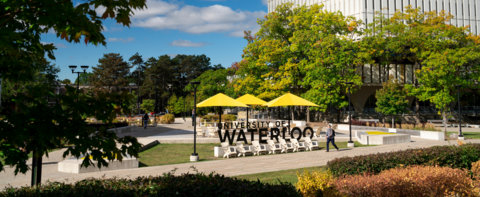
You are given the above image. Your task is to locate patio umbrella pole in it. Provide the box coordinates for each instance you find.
[219,106,222,130]
[247,106,249,129]
[288,106,291,134]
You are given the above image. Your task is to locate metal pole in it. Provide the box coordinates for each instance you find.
[348,85,353,143]
[193,86,197,155]
[154,79,157,124]
[183,81,186,122]
[475,93,477,124]
[77,72,80,92]
[458,88,463,137]
[138,70,140,114]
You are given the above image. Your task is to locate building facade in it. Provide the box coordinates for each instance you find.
[267,0,480,122]
[268,0,480,35]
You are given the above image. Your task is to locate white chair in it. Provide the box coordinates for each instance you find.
[279,139,294,153]
[304,137,319,151]
[267,140,282,154]
[291,139,306,152]
[252,141,267,156]
[221,142,237,158]
[208,127,217,138]
[313,127,323,138]
[236,142,253,157]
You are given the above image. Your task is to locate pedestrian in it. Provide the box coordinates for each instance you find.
[19,140,28,164]
[166,109,169,114]
[326,124,339,152]
[143,113,149,129]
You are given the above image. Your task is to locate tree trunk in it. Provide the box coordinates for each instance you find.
[443,109,447,137]
[415,98,420,123]
[337,108,341,123]
[392,116,394,128]
[307,107,310,123]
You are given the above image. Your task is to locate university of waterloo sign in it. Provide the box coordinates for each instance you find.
[216,121,314,145]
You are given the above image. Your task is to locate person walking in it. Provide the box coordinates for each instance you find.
[326,124,339,152]
[143,113,149,129]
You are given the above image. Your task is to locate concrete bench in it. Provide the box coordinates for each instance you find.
[359,119,379,123]
[427,120,444,123]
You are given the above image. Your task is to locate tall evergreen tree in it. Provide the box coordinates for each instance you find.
[90,53,131,92]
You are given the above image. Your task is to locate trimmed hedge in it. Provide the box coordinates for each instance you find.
[1,172,301,197]
[327,143,480,177]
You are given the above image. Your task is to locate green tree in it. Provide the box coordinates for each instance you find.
[60,79,71,85]
[0,0,147,186]
[375,77,410,127]
[75,72,94,85]
[140,99,155,113]
[0,85,140,175]
[1,0,146,83]
[175,96,184,114]
[90,53,132,92]
[167,94,177,114]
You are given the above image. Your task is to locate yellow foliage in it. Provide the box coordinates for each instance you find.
[296,169,337,197]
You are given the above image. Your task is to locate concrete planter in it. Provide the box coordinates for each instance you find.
[337,124,349,131]
[292,120,306,127]
[388,128,397,133]
[420,131,445,141]
[214,146,224,157]
[356,131,411,145]
[58,154,138,173]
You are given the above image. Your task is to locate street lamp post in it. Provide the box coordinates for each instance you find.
[150,75,161,125]
[190,81,201,162]
[167,84,172,114]
[182,80,186,122]
[345,82,355,147]
[68,65,89,92]
[455,85,464,140]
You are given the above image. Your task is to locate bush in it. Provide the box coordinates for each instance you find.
[201,114,236,121]
[333,165,474,197]
[1,172,301,197]
[160,114,175,124]
[296,169,337,197]
[327,143,480,177]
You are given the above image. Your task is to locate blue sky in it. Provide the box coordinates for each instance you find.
[42,0,268,82]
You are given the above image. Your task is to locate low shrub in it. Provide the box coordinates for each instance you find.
[163,113,175,124]
[296,169,337,197]
[201,114,237,121]
[333,165,474,197]
[327,143,480,177]
[1,172,301,197]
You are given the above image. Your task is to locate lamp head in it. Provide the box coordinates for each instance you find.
[80,65,89,72]
[68,65,77,72]
[454,85,462,88]
[345,82,354,85]
[190,81,200,85]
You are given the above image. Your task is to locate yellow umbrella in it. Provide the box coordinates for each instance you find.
[263,93,319,107]
[263,93,319,131]
[236,94,267,126]
[197,93,248,128]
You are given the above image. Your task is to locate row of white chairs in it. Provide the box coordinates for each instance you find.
[220,138,320,158]
[198,126,327,139]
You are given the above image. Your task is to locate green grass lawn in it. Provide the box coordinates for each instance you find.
[233,166,327,185]
[139,143,224,167]
[447,131,480,139]
[138,141,373,167]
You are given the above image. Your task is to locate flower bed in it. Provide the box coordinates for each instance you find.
[327,143,480,177]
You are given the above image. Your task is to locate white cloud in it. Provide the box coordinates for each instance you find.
[55,43,68,48]
[169,39,211,47]
[125,0,265,37]
[262,0,268,5]
[108,37,135,43]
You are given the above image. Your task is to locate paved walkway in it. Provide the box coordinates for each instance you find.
[1,118,479,190]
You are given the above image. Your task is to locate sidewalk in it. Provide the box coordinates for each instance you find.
[1,119,478,190]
